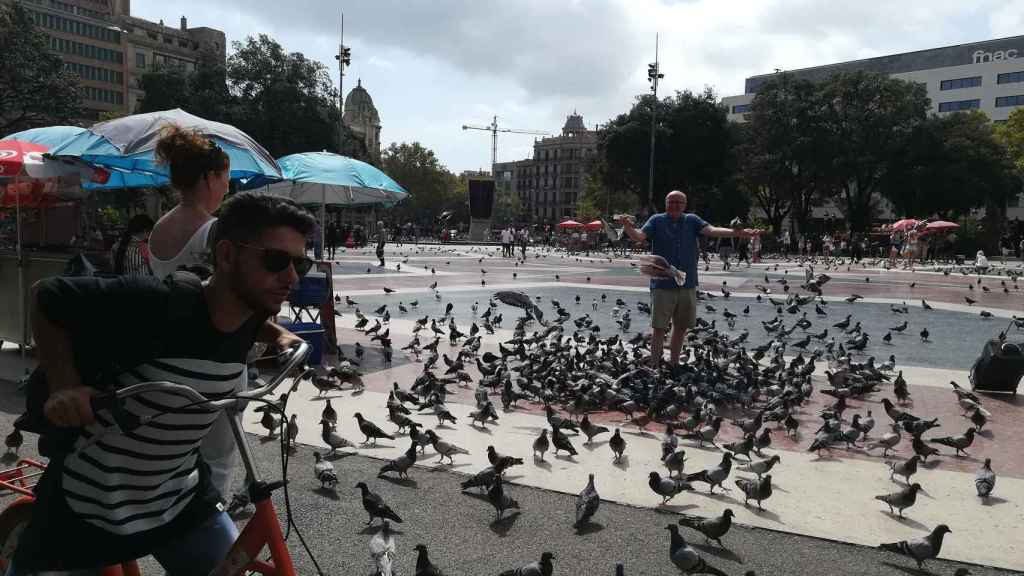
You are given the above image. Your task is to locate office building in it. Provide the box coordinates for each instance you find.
[8,0,224,121]
[722,34,1024,124]
[493,112,598,223]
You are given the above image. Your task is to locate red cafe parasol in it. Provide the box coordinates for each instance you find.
[921,220,960,234]
[584,220,604,231]
[557,220,583,229]
[890,218,919,232]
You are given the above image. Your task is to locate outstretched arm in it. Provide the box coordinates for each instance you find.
[702,225,761,239]
[617,216,647,243]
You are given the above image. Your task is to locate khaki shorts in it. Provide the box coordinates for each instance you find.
[651,287,697,331]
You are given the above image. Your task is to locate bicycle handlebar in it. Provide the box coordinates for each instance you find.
[90,342,310,432]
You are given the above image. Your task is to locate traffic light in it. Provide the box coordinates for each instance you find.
[335,46,351,66]
[647,62,663,84]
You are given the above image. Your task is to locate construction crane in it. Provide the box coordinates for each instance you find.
[462,115,550,169]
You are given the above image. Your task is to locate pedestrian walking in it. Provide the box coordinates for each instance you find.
[376,221,387,266]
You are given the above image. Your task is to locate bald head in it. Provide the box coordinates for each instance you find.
[665,190,687,218]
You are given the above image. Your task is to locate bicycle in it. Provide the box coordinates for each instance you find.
[0,342,316,576]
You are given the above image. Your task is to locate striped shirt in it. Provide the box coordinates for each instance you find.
[63,358,245,535]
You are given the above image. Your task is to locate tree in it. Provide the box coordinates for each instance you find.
[380,142,462,228]
[885,111,1018,225]
[598,88,745,218]
[0,3,81,133]
[492,186,522,226]
[227,35,344,159]
[738,74,826,239]
[996,108,1024,173]
[817,72,930,232]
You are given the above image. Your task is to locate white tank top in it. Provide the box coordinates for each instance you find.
[149,218,216,279]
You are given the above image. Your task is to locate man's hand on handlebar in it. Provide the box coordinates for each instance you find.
[45,386,97,428]
[274,331,304,355]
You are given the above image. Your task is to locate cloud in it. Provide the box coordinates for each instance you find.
[132,0,1017,172]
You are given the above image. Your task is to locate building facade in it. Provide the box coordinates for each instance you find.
[493,112,598,223]
[343,79,381,163]
[722,34,1024,124]
[7,0,224,121]
[721,34,1024,220]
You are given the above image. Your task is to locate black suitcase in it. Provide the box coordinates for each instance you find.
[970,339,1023,395]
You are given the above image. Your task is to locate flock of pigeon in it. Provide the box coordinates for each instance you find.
[235,246,1024,576]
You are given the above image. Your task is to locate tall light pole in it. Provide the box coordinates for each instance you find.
[335,13,352,139]
[646,33,663,215]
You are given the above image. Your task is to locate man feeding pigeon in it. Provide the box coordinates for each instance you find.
[619,190,760,370]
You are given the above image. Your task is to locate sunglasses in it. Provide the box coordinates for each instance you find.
[238,243,314,276]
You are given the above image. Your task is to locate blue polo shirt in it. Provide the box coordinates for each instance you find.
[641,213,708,290]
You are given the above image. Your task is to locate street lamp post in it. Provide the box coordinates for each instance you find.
[647,33,663,215]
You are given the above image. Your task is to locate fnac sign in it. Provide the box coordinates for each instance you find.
[972,49,1019,64]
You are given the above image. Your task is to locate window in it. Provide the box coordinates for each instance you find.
[731,104,750,114]
[997,71,1024,84]
[136,52,146,68]
[937,99,980,112]
[940,76,982,90]
[995,95,1024,108]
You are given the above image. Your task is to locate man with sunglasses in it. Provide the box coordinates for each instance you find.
[10,193,316,574]
[618,190,760,372]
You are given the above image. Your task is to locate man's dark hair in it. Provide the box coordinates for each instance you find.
[213,192,316,247]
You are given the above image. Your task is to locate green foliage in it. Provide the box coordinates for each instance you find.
[492,185,522,226]
[995,108,1024,174]
[817,71,930,232]
[137,34,366,162]
[380,142,462,227]
[598,88,745,218]
[0,3,81,133]
[738,74,826,237]
[883,111,1019,221]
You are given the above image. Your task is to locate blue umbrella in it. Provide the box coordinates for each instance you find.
[3,125,165,189]
[244,152,409,249]
[49,108,282,184]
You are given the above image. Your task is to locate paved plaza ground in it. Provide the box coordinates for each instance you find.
[1,243,1022,575]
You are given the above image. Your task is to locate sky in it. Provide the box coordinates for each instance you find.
[132,0,1024,173]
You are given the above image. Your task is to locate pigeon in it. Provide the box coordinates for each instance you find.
[287,414,299,448]
[425,430,470,464]
[498,552,554,576]
[378,442,418,479]
[313,452,338,489]
[648,471,692,504]
[865,423,902,458]
[355,412,396,446]
[487,446,524,470]
[723,433,755,461]
[677,509,735,548]
[414,544,444,576]
[735,474,773,509]
[737,454,780,480]
[355,482,404,525]
[369,520,396,576]
[889,454,921,484]
[929,428,976,457]
[487,474,521,520]
[662,447,688,478]
[875,482,922,517]
[920,327,930,342]
[609,428,626,461]
[533,429,550,460]
[686,453,733,493]
[879,524,951,570]
[574,473,600,529]
[580,414,610,444]
[321,419,355,455]
[321,398,338,426]
[665,524,729,576]
[551,426,578,457]
[975,458,996,498]
[5,427,22,455]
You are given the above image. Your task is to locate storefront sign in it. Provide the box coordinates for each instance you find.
[972,49,1019,64]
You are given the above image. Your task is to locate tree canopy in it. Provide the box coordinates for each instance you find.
[380,142,464,227]
[597,88,746,221]
[0,3,81,134]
